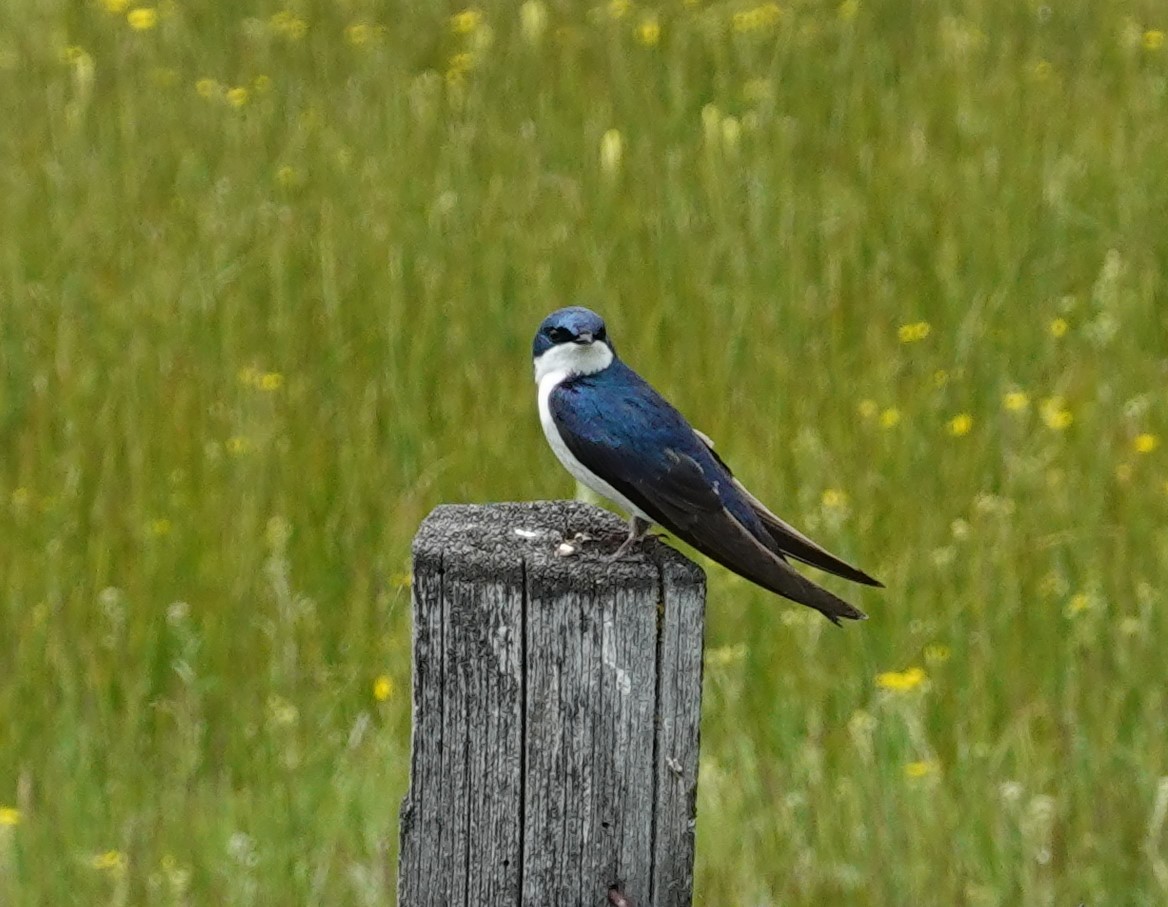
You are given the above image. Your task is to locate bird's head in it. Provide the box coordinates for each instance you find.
[532,306,615,384]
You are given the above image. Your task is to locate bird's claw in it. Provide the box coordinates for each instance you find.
[606,537,647,563]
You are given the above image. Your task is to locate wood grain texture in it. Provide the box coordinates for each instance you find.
[398,501,706,907]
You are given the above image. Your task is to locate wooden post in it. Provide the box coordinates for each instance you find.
[398,501,706,907]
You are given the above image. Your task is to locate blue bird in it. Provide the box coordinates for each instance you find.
[533,306,881,624]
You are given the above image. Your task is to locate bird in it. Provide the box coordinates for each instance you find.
[532,305,881,624]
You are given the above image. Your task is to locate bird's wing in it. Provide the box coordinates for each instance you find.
[550,381,866,623]
[693,429,882,587]
[626,448,867,624]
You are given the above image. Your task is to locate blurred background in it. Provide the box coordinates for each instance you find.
[2,0,1167,903]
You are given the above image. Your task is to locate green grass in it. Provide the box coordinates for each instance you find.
[2,0,1167,902]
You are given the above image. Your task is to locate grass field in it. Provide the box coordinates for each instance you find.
[2,0,1167,902]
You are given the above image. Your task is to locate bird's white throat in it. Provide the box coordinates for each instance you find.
[532,340,614,386]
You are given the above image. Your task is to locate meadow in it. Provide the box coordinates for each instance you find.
[1,0,1167,903]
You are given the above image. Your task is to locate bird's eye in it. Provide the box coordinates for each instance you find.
[547,326,573,344]
[595,327,606,341]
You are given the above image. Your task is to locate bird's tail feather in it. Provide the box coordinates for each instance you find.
[678,507,869,625]
[734,479,883,587]
[772,571,868,626]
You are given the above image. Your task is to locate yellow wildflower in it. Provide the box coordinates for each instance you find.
[876,666,926,692]
[904,760,936,779]
[1144,29,1165,51]
[821,488,848,509]
[254,74,272,93]
[195,77,221,99]
[947,413,973,437]
[897,321,931,343]
[103,0,131,12]
[226,87,249,108]
[1003,390,1029,412]
[127,7,157,29]
[373,675,394,701]
[1065,593,1092,617]
[635,16,661,46]
[91,850,127,872]
[269,11,308,40]
[1134,433,1159,454]
[879,407,901,429]
[924,644,951,664]
[1040,397,1073,430]
[259,372,283,391]
[450,8,483,34]
[0,806,20,826]
[148,518,172,537]
[1048,317,1068,338]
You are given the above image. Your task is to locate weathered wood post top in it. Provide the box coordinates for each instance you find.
[399,500,706,907]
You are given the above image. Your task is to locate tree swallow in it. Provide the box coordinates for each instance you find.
[532,306,881,624]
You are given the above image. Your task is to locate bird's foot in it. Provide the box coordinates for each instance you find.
[605,516,653,562]
[606,536,645,563]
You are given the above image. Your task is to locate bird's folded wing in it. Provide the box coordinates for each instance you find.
[628,449,866,624]
[694,430,881,587]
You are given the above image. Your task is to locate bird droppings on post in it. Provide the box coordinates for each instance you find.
[399,500,706,907]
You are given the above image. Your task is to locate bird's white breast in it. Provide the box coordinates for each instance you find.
[534,345,650,521]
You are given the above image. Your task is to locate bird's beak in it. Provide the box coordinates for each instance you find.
[574,332,594,344]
